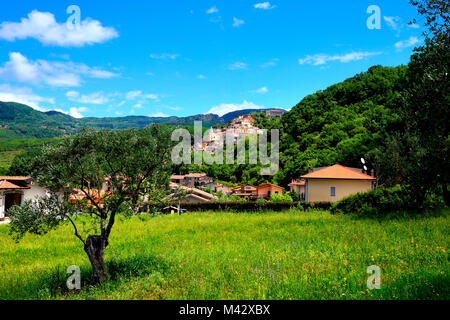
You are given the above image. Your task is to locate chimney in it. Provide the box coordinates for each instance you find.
[309,168,313,173]
[371,169,375,177]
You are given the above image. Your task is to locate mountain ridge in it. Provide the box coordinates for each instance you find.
[0,101,286,139]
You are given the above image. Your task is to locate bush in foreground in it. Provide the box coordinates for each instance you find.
[330,185,445,215]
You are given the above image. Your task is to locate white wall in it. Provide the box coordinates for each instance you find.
[22,184,49,202]
[0,193,4,218]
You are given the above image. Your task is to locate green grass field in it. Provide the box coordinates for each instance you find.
[0,209,448,300]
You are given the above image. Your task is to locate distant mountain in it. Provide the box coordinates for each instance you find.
[0,101,286,139]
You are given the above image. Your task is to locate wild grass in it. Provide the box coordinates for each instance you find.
[0,209,448,300]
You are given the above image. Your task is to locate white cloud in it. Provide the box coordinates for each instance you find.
[408,23,420,29]
[133,103,143,109]
[394,36,420,50]
[150,53,179,60]
[0,84,54,111]
[260,58,279,68]
[206,6,219,14]
[299,51,381,66]
[69,107,88,118]
[198,74,206,79]
[254,2,276,10]
[0,52,118,87]
[252,86,268,94]
[125,90,158,101]
[207,100,265,117]
[233,17,245,27]
[384,16,401,31]
[0,10,118,47]
[229,61,248,70]
[65,91,109,104]
[149,112,170,117]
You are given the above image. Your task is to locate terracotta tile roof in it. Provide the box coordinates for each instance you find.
[184,173,208,178]
[257,183,284,190]
[0,176,31,181]
[301,164,376,180]
[0,180,29,190]
[170,175,185,180]
[288,180,306,186]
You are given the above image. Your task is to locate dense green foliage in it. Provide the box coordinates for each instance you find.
[274,65,407,186]
[1,209,448,299]
[177,201,330,212]
[330,186,445,216]
[374,1,449,206]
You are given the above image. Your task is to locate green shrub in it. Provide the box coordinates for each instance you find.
[330,185,444,215]
[180,201,331,212]
[269,193,293,202]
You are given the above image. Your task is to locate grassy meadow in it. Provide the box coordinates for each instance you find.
[0,209,448,300]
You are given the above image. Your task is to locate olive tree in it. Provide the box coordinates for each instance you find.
[9,126,173,283]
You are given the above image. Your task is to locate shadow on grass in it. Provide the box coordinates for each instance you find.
[1,254,170,299]
[379,272,450,300]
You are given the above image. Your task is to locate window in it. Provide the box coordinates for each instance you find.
[330,187,336,197]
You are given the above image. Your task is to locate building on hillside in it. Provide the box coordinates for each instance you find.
[265,109,286,117]
[256,183,284,199]
[231,184,257,199]
[163,186,217,204]
[215,183,231,196]
[170,173,215,190]
[288,179,306,201]
[0,176,58,219]
[300,164,376,202]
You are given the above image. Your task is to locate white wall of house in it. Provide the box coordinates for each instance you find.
[0,193,5,218]
[22,184,49,202]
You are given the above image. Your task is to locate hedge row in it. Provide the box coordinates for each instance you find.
[330,185,444,215]
[179,201,331,212]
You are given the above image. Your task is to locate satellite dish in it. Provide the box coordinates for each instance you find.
[363,165,368,171]
[361,158,366,164]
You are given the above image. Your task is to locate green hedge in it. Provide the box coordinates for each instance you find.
[179,201,331,213]
[330,185,444,215]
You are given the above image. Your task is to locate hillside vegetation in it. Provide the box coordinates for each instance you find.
[180,65,409,186]
[0,101,286,140]
[0,210,448,300]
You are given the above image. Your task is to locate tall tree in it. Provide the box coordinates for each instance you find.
[9,126,173,282]
[379,0,449,207]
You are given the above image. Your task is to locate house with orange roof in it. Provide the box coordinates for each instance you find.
[256,183,284,199]
[288,179,306,201]
[231,184,258,198]
[0,176,58,220]
[300,164,376,202]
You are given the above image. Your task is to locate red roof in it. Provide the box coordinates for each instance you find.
[0,176,31,181]
[301,164,376,180]
[0,180,29,190]
[288,180,306,186]
[257,183,284,190]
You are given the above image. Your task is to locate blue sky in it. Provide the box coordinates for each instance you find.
[0,0,422,118]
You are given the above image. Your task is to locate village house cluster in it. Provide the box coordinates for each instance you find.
[196,115,263,153]
[0,163,376,220]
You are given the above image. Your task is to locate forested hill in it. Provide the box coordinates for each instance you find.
[0,101,285,140]
[270,65,409,186]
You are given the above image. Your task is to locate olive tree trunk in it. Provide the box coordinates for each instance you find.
[84,235,109,283]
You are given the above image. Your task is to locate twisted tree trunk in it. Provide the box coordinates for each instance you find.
[84,235,109,283]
